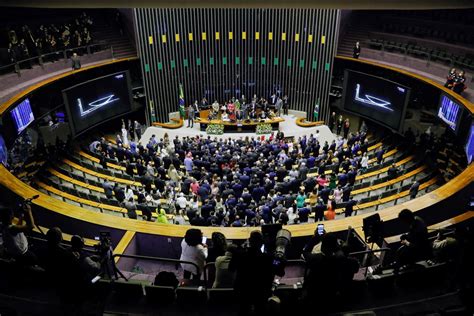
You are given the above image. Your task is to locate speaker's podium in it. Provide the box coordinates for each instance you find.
[197,109,284,133]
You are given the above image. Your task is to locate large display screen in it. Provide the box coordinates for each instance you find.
[466,123,474,164]
[63,71,132,136]
[10,98,34,134]
[438,94,463,132]
[342,70,410,131]
[0,134,7,166]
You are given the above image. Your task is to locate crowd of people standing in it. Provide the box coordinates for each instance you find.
[5,12,94,68]
[90,119,379,227]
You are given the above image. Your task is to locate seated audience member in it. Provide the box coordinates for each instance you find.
[303,233,359,309]
[0,203,37,265]
[431,230,459,264]
[213,244,238,288]
[395,209,431,270]
[102,180,114,199]
[70,235,101,284]
[409,180,420,200]
[124,197,137,219]
[230,231,277,314]
[113,183,126,202]
[180,228,208,283]
[41,227,81,304]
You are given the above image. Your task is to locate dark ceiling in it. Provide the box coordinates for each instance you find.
[1,0,474,9]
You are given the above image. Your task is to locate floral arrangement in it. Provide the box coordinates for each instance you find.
[256,123,273,134]
[206,123,224,135]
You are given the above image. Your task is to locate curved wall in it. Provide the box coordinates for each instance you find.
[0,56,472,246]
[134,8,340,123]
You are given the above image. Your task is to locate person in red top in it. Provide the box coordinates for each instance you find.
[190,179,200,194]
[324,199,336,220]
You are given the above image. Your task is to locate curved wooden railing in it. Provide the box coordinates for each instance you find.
[0,56,472,239]
[151,117,184,129]
[295,117,325,127]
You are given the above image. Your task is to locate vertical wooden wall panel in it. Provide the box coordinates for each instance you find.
[134,8,340,123]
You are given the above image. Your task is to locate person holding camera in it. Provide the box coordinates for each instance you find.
[395,209,430,271]
[229,230,276,315]
[303,233,359,310]
[0,202,37,266]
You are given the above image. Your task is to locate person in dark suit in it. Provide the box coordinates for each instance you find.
[409,180,420,199]
[282,95,289,115]
[353,41,361,59]
[320,186,331,204]
[395,209,430,270]
[345,198,357,217]
[336,115,344,135]
[102,181,114,199]
[376,147,385,164]
[342,185,352,202]
[113,183,125,203]
[347,167,357,187]
[71,52,81,70]
[329,112,336,132]
[229,231,277,315]
[387,163,400,181]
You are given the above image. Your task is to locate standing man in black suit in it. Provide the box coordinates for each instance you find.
[71,52,81,70]
[353,41,361,59]
[329,112,336,132]
[282,95,289,115]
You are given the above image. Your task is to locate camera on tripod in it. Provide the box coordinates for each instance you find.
[261,224,292,276]
[94,231,112,255]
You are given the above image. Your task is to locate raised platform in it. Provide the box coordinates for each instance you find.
[140,114,335,146]
[197,117,285,132]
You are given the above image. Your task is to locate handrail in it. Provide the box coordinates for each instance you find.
[348,247,392,257]
[0,57,472,239]
[0,43,110,72]
[112,253,207,286]
[364,40,455,65]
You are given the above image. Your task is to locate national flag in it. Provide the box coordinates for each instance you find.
[179,83,185,118]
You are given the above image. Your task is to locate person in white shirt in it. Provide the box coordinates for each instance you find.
[360,152,369,172]
[0,203,37,265]
[124,185,134,201]
[180,228,208,282]
[176,192,188,211]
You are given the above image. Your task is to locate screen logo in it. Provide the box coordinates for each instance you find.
[77,94,120,117]
[354,84,393,112]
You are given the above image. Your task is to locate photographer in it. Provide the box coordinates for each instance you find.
[395,209,431,271]
[0,202,37,266]
[229,231,277,315]
[303,233,359,310]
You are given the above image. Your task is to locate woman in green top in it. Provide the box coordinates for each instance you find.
[329,173,337,190]
[296,191,306,208]
[156,209,169,224]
